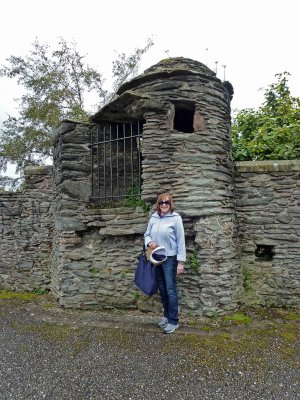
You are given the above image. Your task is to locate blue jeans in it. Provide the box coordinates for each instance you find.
[156,256,178,325]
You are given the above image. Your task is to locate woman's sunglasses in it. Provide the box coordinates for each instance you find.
[159,200,171,206]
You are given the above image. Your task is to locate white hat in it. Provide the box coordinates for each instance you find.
[149,246,167,265]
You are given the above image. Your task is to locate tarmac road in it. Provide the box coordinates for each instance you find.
[0,295,299,400]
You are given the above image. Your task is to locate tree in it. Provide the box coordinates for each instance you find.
[0,37,153,186]
[231,72,300,161]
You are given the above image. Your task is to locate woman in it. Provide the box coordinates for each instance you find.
[144,193,186,333]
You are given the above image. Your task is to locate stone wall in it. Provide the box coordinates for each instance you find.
[50,119,300,314]
[51,121,155,310]
[0,144,299,313]
[235,160,300,307]
[49,119,300,314]
[0,57,299,315]
[0,166,53,291]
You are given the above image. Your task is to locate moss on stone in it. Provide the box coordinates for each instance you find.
[12,321,77,342]
[0,290,39,301]
[41,302,56,310]
[284,311,300,322]
[200,326,213,332]
[162,323,299,373]
[96,327,132,348]
[279,331,298,343]
[223,313,253,325]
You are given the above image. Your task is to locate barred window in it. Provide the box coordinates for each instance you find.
[90,120,144,203]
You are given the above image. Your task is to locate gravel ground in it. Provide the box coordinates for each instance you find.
[0,295,299,400]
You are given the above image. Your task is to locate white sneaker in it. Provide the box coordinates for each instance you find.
[158,317,168,329]
[164,323,179,334]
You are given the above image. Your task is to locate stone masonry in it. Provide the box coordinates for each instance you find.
[0,58,299,316]
[235,160,300,307]
[0,166,53,292]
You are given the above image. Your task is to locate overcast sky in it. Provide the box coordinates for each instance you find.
[1,0,299,178]
[1,0,299,118]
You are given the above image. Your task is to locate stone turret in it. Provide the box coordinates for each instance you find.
[92,57,238,314]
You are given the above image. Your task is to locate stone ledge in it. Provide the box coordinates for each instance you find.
[24,165,53,176]
[235,160,300,173]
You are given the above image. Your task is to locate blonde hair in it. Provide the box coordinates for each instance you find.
[155,193,174,213]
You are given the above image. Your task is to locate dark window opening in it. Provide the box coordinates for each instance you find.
[90,120,145,203]
[255,245,274,261]
[173,102,195,133]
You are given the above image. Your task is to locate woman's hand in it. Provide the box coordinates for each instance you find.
[177,262,184,274]
[148,241,158,249]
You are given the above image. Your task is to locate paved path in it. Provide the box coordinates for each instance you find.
[0,296,299,399]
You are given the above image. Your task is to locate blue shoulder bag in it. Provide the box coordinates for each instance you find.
[134,246,158,296]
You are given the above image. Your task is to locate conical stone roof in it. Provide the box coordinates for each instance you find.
[117,57,216,95]
[91,57,232,123]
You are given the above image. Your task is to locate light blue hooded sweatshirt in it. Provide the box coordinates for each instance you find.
[144,211,186,262]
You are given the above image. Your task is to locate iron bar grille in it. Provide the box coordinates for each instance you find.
[90,120,144,203]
